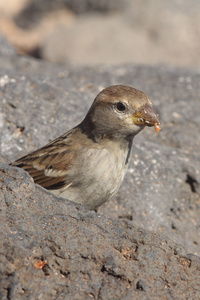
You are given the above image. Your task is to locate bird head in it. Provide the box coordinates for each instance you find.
[83,85,160,140]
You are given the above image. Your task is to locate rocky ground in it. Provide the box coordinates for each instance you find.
[0,31,200,298]
[1,162,200,300]
[0,0,200,298]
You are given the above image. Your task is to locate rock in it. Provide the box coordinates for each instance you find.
[14,0,124,28]
[0,35,200,298]
[0,32,16,56]
[1,0,200,67]
[0,52,200,256]
[1,162,200,299]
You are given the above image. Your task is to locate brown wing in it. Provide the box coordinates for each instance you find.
[11,131,77,190]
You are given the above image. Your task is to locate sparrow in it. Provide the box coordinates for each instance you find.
[11,85,160,210]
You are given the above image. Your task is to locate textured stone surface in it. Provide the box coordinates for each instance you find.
[0,53,200,255]
[1,163,200,300]
[0,34,200,299]
[0,49,200,256]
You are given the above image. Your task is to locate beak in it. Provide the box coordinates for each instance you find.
[133,104,161,132]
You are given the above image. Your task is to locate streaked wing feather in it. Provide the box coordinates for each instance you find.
[11,133,77,190]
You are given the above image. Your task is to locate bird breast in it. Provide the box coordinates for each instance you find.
[53,141,132,210]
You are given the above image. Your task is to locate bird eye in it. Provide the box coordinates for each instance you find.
[115,101,127,112]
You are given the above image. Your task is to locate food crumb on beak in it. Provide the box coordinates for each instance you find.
[154,123,161,133]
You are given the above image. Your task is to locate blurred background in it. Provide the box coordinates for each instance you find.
[0,0,200,68]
